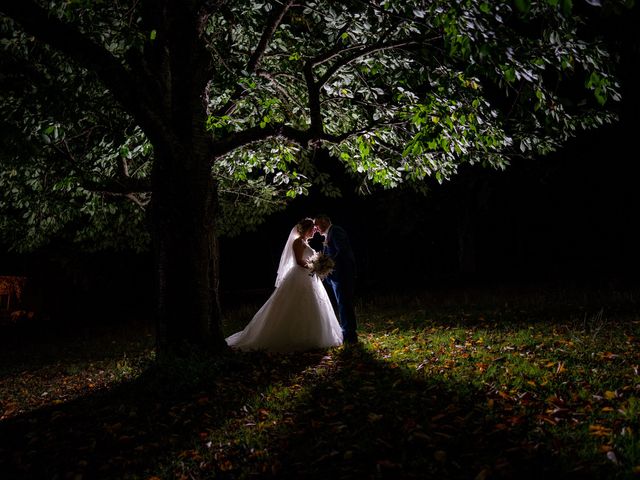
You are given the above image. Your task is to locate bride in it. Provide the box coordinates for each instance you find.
[226,218,343,352]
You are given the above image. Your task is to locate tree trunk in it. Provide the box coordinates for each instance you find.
[145,0,228,356]
[151,140,227,356]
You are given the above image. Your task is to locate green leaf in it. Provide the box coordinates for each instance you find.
[503,67,516,83]
[594,88,607,106]
[514,0,531,14]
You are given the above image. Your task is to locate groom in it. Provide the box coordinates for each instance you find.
[314,214,357,344]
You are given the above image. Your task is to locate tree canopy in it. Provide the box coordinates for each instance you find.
[1,0,625,252]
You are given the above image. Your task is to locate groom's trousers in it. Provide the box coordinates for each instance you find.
[326,272,357,343]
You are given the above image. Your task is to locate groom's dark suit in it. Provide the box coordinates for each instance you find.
[323,224,357,343]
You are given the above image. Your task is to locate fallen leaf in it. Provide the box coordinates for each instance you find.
[433,450,447,462]
[368,413,383,422]
[589,424,613,437]
[475,468,490,480]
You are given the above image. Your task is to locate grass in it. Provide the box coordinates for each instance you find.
[1,285,639,479]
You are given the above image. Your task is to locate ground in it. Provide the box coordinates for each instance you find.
[1,283,639,479]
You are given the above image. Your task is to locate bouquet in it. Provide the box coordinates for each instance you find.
[307,252,335,280]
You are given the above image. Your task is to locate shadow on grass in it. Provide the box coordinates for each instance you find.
[0,335,624,479]
[0,349,326,479]
[0,320,155,376]
[264,343,610,480]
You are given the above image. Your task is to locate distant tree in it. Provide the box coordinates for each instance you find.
[0,0,626,354]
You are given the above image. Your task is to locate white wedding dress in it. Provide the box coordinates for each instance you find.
[226,228,343,352]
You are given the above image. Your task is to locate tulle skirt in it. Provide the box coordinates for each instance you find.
[226,265,342,352]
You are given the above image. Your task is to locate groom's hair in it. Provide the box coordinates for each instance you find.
[314,213,331,224]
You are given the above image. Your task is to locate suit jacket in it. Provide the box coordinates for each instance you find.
[323,225,355,279]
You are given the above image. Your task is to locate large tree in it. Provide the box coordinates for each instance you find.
[0,0,625,354]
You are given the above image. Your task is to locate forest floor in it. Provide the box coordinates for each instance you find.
[1,284,639,479]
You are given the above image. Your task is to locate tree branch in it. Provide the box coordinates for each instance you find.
[300,37,418,145]
[310,20,399,68]
[256,70,306,115]
[82,177,152,194]
[304,62,323,136]
[212,124,312,157]
[1,0,176,152]
[1,2,129,100]
[91,190,150,209]
[317,39,419,88]
[247,0,294,73]
[311,42,369,67]
[331,119,407,143]
[218,188,284,206]
[211,116,409,160]
[215,0,294,116]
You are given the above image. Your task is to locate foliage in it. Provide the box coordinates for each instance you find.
[1,287,639,477]
[213,139,316,236]
[0,16,151,251]
[0,0,627,252]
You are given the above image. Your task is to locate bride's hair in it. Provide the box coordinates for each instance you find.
[296,218,315,235]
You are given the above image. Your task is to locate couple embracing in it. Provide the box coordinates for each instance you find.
[226,215,357,352]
